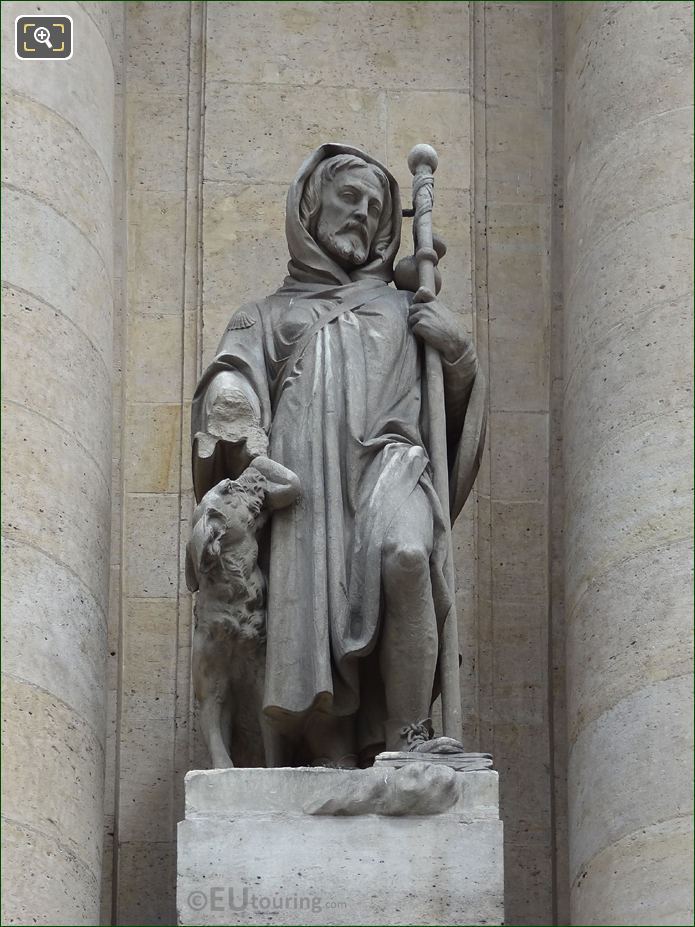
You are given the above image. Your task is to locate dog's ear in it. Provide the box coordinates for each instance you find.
[185,506,225,591]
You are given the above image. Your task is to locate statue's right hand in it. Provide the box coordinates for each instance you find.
[251,456,301,509]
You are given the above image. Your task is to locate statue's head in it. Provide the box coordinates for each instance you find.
[299,154,393,269]
[286,144,401,286]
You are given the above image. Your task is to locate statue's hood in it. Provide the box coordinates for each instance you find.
[285,143,402,287]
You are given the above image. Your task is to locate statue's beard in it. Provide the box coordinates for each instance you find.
[316,218,370,267]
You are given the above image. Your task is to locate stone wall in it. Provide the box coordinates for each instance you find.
[471,5,561,922]
[1,2,124,924]
[102,3,204,923]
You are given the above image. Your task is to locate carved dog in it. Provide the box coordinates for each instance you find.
[185,456,299,768]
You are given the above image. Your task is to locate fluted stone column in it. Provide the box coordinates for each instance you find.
[1,3,121,923]
[563,3,694,924]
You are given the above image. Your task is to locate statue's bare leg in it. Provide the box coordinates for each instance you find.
[380,485,437,751]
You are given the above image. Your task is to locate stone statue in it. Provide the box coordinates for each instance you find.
[189,143,486,769]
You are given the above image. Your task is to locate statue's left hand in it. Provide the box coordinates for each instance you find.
[408,286,470,363]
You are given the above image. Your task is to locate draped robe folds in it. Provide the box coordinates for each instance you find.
[191,144,487,757]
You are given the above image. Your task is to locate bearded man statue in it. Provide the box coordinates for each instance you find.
[190,143,486,768]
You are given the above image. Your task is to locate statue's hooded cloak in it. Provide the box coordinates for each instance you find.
[191,143,486,757]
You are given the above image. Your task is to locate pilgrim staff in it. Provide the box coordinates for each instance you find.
[407,143,463,741]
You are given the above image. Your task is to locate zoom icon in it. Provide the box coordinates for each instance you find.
[16,15,73,60]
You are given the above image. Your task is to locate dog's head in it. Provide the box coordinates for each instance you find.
[185,471,266,592]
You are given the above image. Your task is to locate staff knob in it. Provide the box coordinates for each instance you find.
[407,143,439,176]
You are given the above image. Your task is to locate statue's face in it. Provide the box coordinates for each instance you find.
[315,167,385,268]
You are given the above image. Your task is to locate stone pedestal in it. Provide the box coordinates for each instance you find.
[177,766,503,926]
